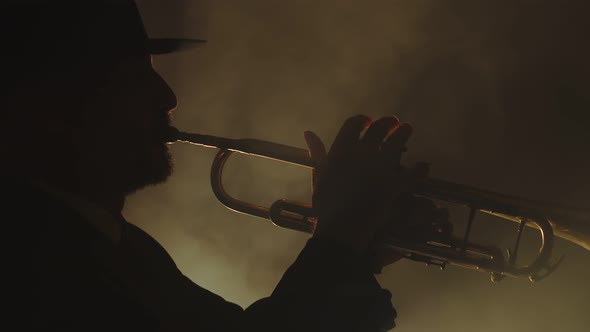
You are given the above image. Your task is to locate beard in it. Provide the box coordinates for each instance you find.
[76,136,174,197]
[117,141,174,195]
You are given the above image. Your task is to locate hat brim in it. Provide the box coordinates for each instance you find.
[148,38,207,55]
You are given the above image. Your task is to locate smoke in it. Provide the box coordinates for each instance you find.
[129,1,590,331]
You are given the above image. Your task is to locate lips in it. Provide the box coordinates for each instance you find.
[164,126,179,143]
[149,125,173,144]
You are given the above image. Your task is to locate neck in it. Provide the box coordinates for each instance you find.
[26,167,127,217]
[8,124,130,217]
[78,188,126,217]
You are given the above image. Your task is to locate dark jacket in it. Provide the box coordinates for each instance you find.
[4,178,396,331]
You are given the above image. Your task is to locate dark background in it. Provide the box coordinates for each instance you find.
[128,1,590,331]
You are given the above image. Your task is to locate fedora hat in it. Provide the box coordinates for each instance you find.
[2,0,205,73]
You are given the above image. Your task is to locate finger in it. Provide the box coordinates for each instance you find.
[329,114,371,158]
[360,116,399,149]
[408,197,438,225]
[304,131,328,165]
[436,206,450,220]
[393,162,430,195]
[370,246,404,274]
[382,123,413,164]
[412,196,437,211]
[380,252,404,266]
[408,161,430,180]
[408,162,430,192]
[434,207,453,234]
[304,131,328,189]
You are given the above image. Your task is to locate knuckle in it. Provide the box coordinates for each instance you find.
[345,114,372,127]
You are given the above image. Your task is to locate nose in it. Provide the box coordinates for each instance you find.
[154,71,178,113]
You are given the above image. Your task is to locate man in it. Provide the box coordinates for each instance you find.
[2,1,440,331]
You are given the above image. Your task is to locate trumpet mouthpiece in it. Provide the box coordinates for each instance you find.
[165,126,180,143]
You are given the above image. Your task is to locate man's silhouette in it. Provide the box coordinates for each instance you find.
[2,1,439,331]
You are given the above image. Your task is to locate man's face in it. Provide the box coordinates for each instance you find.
[76,55,178,195]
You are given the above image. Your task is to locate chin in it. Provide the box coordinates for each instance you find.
[145,145,174,185]
[120,143,174,195]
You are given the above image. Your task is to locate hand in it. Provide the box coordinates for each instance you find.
[304,115,429,253]
[369,195,452,273]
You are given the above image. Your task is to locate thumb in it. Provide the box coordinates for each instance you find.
[304,131,328,190]
[400,161,430,193]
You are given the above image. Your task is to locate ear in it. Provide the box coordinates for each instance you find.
[19,88,80,141]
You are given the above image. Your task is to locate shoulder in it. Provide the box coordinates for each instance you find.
[1,176,118,289]
[2,177,108,249]
[119,222,179,271]
[1,178,162,329]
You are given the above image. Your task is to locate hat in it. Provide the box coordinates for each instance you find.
[2,0,205,71]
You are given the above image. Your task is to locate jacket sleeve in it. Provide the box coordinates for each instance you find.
[64,219,395,332]
[243,237,397,332]
[173,237,397,332]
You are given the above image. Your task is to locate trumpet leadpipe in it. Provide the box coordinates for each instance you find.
[167,126,315,167]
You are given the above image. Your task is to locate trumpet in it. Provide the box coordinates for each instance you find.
[166,127,590,282]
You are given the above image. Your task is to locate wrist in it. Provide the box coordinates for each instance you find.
[312,226,371,255]
[304,236,377,276]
